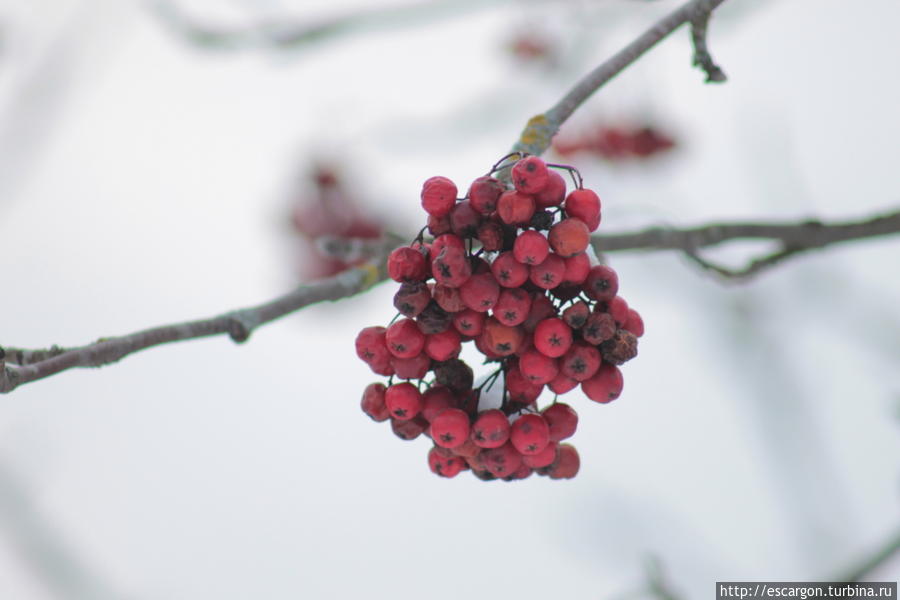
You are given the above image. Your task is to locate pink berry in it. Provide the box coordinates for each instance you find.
[533,318,573,358]
[431,408,471,449]
[512,156,549,194]
[471,409,511,448]
[509,413,551,455]
[623,308,645,337]
[385,318,426,359]
[360,383,391,422]
[541,403,578,441]
[581,364,624,404]
[529,253,566,289]
[513,230,550,265]
[421,176,457,218]
[428,446,466,477]
[385,382,424,420]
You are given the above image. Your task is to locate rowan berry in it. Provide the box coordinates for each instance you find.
[432,246,471,288]
[431,408,471,449]
[492,288,532,327]
[415,301,452,334]
[431,233,465,257]
[533,318,573,358]
[522,293,557,332]
[581,312,616,345]
[425,329,462,362]
[547,372,579,395]
[470,409,511,448]
[421,176,457,218]
[547,444,580,479]
[394,282,431,317]
[386,318,426,358]
[491,251,530,288]
[433,358,474,394]
[482,318,526,356]
[562,252,591,285]
[391,415,428,441]
[510,413,551,455]
[427,213,451,236]
[519,349,559,385]
[522,441,558,468]
[608,296,629,325]
[421,385,457,422]
[534,169,566,208]
[504,363,543,406]
[560,342,601,382]
[450,438,481,458]
[623,308,644,337]
[391,353,432,379]
[355,326,391,365]
[388,246,428,282]
[428,447,466,477]
[548,218,590,258]
[468,175,504,215]
[599,329,638,365]
[459,272,500,313]
[512,156,549,194]
[476,220,504,252]
[480,442,523,477]
[385,382,424,420]
[513,230,550,265]
[452,308,486,337]
[450,200,481,238]
[564,189,601,231]
[529,253,566,289]
[361,383,391,422]
[431,284,464,313]
[541,403,578,441]
[583,265,619,301]
[562,301,591,329]
[497,190,536,225]
[504,464,534,481]
[581,364,624,404]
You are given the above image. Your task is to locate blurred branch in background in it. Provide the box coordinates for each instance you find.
[593,208,900,281]
[839,525,900,582]
[0,462,127,600]
[150,0,500,52]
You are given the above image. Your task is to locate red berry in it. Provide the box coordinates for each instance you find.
[547,372,578,395]
[541,403,578,441]
[394,282,431,317]
[391,415,428,440]
[599,329,639,365]
[431,233,465,257]
[452,308,485,337]
[509,413,551,455]
[355,326,394,375]
[459,272,500,313]
[428,447,465,477]
[415,301,452,335]
[492,288,532,327]
[623,308,644,337]
[504,463,534,481]
[425,329,462,362]
[547,444,580,479]
[511,156,549,194]
[391,353,431,379]
[421,385,457,422]
[529,253,566,289]
[521,293,557,332]
[560,342,601,382]
[581,364,624,404]
[564,188,601,231]
[562,301,591,329]
[431,408,471,449]
[497,190,536,225]
[450,438,481,458]
[581,312,616,345]
[491,251,530,288]
[421,176,457,218]
[433,358,474,394]
[387,246,428,282]
[449,200,481,238]
[584,265,619,301]
[468,176,505,214]
[385,382,424,420]
[476,220,504,252]
[471,409,511,448]
[548,218,590,258]
[533,317,573,358]
[432,246,472,288]
[361,383,391,422]
[562,252,591,285]
[608,296,629,325]
[505,363,543,405]
[386,318,426,358]
[480,442,523,477]
[481,317,525,356]
[432,284,465,313]
[427,213,451,236]
[518,349,559,385]
[522,441,558,468]
[534,169,566,208]
[513,230,550,265]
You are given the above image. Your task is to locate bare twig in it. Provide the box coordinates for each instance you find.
[0,236,399,393]
[592,209,900,280]
[690,0,727,82]
[511,0,729,158]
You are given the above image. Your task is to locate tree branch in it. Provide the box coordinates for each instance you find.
[838,525,900,582]
[690,0,728,82]
[0,236,399,394]
[592,208,900,281]
[511,0,729,157]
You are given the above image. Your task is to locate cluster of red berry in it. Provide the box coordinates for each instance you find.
[355,154,644,481]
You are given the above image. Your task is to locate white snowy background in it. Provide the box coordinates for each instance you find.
[0,0,898,598]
